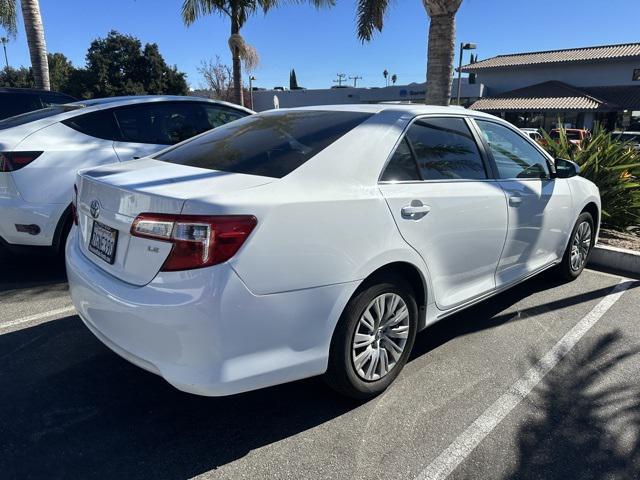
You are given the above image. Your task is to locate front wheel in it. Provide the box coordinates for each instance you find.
[324,275,418,399]
[556,212,595,281]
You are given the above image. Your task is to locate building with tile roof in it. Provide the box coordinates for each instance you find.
[460,43,640,131]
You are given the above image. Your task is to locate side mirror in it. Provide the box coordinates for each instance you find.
[553,158,580,179]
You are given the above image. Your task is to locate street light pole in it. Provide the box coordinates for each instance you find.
[249,76,256,109]
[456,42,476,106]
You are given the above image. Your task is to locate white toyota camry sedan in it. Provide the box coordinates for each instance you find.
[66,105,600,399]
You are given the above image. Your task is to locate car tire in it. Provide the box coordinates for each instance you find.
[324,274,418,400]
[556,212,595,281]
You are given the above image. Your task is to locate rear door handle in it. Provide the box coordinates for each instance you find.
[508,194,523,207]
[401,204,431,218]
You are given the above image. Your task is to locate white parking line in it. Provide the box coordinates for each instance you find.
[0,305,76,333]
[416,279,634,480]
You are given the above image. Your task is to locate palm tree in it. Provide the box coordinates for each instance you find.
[182,0,334,106]
[357,0,463,105]
[0,0,50,89]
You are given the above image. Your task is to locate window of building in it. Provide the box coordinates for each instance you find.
[633,69,640,81]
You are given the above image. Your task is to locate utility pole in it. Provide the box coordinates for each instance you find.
[333,73,347,87]
[0,37,8,69]
[349,75,363,87]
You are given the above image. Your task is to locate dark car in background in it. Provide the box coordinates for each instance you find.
[0,87,76,120]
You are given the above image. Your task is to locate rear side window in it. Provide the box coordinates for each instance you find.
[380,138,420,181]
[63,110,122,141]
[155,110,372,178]
[405,117,487,180]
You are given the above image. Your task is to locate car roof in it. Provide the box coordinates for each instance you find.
[265,103,499,120]
[67,95,254,114]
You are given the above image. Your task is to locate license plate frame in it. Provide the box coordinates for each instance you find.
[88,220,118,265]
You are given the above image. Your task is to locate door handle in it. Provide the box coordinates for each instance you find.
[401,204,431,219]
[508,194,523,207]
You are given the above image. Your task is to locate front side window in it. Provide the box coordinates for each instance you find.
[203,105,247,129]
[155,110,372,178]
[476,120,550,179]
[405,117,487,180]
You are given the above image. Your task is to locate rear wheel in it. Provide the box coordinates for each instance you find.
[324,275,418,399]
[556,212,595,281]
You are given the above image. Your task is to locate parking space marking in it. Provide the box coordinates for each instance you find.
[0,305,76,333]
[416,279,634,480]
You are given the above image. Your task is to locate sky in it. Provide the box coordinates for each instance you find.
[2,0,640,91]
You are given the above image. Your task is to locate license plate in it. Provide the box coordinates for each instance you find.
[88,220,118,264]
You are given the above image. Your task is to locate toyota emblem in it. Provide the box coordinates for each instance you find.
[90,199,101,219]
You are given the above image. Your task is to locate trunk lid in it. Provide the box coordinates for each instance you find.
[76,158,272,285]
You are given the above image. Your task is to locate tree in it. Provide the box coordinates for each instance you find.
[0,65,33,87]
[182,0,334,106]
[85,31,188,97]
[0,0,50,89]
[391,73,397,85]
[197,55,233,101]
[289,68,298,90]
[357,0,463,105]
[47,52,73,92]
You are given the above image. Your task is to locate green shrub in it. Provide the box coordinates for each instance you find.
[541,127,640,230]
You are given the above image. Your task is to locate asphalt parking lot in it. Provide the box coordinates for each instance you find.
[1,249,639,480]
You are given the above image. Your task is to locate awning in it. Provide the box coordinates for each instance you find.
[470,81,619,112]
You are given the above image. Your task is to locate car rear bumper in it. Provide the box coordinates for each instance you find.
[0,196,66,247]
[66,228,358,396]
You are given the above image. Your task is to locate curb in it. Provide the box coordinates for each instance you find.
[588,244,640,276]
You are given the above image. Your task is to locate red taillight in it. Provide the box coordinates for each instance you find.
[71,184,78,225]
[130,213,257,271]
[0,151,43,172]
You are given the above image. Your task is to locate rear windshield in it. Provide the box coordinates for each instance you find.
[0,105,83,130]
[154,110,373,178]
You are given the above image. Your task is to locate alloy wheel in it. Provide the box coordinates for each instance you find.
[351,293,410,381]
[570,221,592,271]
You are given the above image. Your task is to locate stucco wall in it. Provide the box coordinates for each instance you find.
[476,59,640,95]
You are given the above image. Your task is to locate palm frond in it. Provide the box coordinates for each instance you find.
[356,0,390,42]
[0,0,17,36]
[182,0,230,25]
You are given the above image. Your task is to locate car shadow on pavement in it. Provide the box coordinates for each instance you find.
[503,330,640,479]
[0,246,67,294]
[410,270,637,361]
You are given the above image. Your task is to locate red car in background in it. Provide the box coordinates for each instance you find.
[550,128,591,146]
